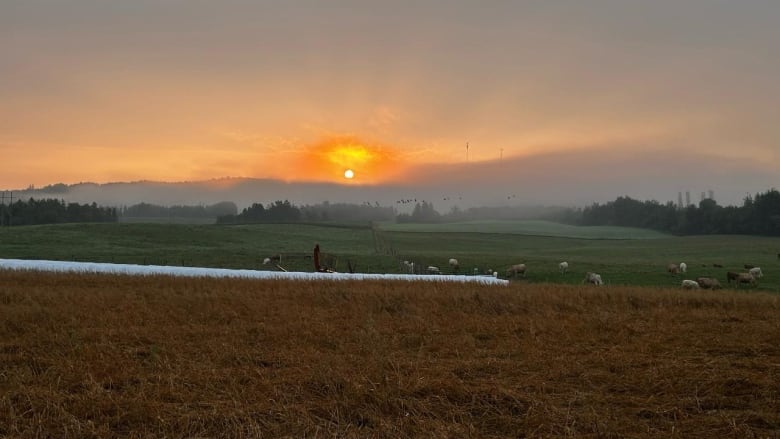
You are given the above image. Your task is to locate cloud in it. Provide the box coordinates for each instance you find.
[367,106,400,133]
[397,147,778,206]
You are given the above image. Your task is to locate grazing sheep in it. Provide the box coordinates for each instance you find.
[506,264,527,278]
[264,254,282,265]
[559,261,569,274]
[749,267,763,278]
[679,262,687,273]
[492,271,499,278]
[728,271,756,287]
[736,272,757,287]
[427,265,441,275]
[448,258,459,272]
[667,263,680,275]
[681,279,700,289]
[583,272,603,285]
[696,277,722,290]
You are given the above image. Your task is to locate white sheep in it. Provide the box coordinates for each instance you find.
[679,262,687,273]
[262,257,271,265]
[559,261,569,274]
[402,260,415,274]
[681,279,700,289]
[448,258,459,272]
[506,264,527,278]
[427,265,441,275]
[749,267,763,278]
[583,272,603,285]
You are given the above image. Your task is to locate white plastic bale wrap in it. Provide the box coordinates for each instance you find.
[0,259,509,286]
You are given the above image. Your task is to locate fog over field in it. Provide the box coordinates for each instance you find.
[14,149,777,211]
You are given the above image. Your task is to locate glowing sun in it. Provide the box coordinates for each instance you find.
[344,169,355,179]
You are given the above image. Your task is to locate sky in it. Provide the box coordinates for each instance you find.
[1,1,778,205]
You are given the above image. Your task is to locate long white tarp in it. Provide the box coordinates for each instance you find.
[0,258,509,286]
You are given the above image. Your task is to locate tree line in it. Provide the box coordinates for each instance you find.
[217,200,397,224]
[396,202,570,223]
[6,189,780,235]
[0,198,117,226]
[569,189,780,235]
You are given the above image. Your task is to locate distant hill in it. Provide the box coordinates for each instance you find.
[12,178,563,216]
[9,148,777,210]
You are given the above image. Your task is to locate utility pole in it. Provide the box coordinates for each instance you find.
[466,141,469,162]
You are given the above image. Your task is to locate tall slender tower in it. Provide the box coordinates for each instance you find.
[678,192,683,209]
[685,191,691,207]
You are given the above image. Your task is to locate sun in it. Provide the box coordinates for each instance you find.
[293,135,406,184]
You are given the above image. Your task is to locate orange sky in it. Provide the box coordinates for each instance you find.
[1,2,778,189]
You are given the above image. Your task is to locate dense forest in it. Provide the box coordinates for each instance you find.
[0,198,117,226]
[572,189,780,236]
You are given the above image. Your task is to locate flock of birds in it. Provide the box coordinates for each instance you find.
[393,195,524,205]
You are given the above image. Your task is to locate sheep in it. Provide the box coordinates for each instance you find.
[448,258,459,272]
[736,272,757,287]
[749,267,763,278]
[559,261,569,274]
[728,271,756,287]
[744,264,755,270]
[679,262,687,274]
[401,260,415,274]
[506,263,526,278]
[427,265,441,275]
[681,279,700,290]
[696,277,722,289]
[583,271,603,285]
[263,254,282,265]
[667,263,680,275]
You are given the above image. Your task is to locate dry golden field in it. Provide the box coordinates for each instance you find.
[1,271,778,438]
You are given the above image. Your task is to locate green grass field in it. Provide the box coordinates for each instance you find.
[379,219,671,239]
[0,221,778,292]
